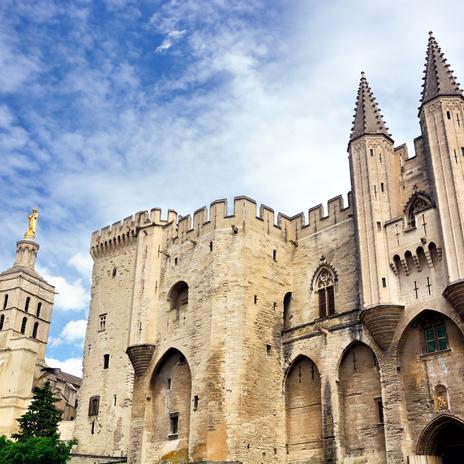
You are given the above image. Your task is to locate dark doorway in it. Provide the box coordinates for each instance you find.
[419,417,464,464]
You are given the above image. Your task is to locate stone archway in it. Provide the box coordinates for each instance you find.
[150,348,192,462]
[285,355,323,463]
[417,415,464,464]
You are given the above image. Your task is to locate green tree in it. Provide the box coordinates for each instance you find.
[0,381,77,464]
[13,381,62,441]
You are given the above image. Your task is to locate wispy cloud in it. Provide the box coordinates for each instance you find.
[45,357,83,377]
[2,0,464,365]
[50,319,87,347]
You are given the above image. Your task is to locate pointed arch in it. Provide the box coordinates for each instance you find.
[285,355,322,461]
[167,281,189,321]
[283,292,293,330]
[416,414,464,456]
[404,191,433,227]
[20,317,27,334]
[311,262,338,318]
[398,309,464,457]
[338,341,386,461]
[149,348,191,461]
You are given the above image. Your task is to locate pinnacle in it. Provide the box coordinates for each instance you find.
[350,72,391,142]
[420,32,462,107]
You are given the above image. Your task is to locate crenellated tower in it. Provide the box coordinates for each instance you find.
[0,210,55,436]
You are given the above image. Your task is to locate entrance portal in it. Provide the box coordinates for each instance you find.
[417,416,464,464]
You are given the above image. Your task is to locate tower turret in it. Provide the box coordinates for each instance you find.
[419,33,464,306]
[349,73,399,308]
[0,209,55,436]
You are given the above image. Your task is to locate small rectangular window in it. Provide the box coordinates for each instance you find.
[375,398,384,424]
[461,147,464,157]
[167,378,171,389]
[266,344,271,355]
[174,257,178,265]
[370,149,374,157]
[88,396,100,416]
[377,221,381,231]
[447,111,451,120]
[113,395,117,407]
[169,413,179,436]
[99,314,107,331]
[103,354,110,369]
[254,295,258,304]
[382,278,387,288]
[193,395,199,411]
[91,421,95,434]
[381,182,385,192]
[209,241,213,252]
[273,249,277,261]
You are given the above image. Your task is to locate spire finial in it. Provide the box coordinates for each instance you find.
[420,32,462,108]
[349,72,392,143]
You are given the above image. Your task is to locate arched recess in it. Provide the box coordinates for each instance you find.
[283,292,293,330]
[285,356,322,462]
[150,348,192,462]
[167,281,189,321]
[398,310,464,455]
[339,342,386,463]
[416,415,464,461]
[404,191,432,228]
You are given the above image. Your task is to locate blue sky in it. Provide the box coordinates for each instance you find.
[1,0,464,376]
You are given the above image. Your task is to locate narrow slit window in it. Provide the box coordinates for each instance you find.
[103,354,110,369]
[32,322,39,339]
[447,111,451,120]
[3,294,8,309]
[381,182,385,192]
[25,297,30,313]
[20,317,27,334]
[0,314,4,330]
[36,302,42,318]
[382,278,387,288]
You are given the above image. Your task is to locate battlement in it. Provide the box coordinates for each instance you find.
[90,194,353,256]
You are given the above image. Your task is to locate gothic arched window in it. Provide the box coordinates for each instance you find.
[168,281,189,321]
[25,297,30,313]
[32,322,39,339]
[316,268,335,317]
[404,192,432,228]
[21,317,27,334]
[36,302,42,318]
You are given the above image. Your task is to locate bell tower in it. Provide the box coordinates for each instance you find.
[0,209,55,436]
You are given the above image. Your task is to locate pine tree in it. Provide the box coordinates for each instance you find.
[12,381,62,441]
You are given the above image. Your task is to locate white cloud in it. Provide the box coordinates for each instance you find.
[154,29,186,53]
[45,357,83,378]
[69,252,93,279]
[38,267,89,312]
[50,319,87,347]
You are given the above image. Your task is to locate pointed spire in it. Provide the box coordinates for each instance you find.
[420,32,462,107]
[350,72,392,143]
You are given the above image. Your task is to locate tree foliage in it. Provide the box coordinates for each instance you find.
[0,381,76,464]
[13,381,62,441]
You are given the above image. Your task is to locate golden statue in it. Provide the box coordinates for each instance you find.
[24,208,38,240]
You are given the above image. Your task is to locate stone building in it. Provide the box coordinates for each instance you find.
[0,212,81,439]
[73,33,464,464]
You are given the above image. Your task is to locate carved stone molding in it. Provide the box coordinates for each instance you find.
[360,304,405,351]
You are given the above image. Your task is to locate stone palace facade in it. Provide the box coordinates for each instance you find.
[72,33,464,464]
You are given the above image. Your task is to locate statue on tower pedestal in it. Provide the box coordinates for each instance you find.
[24,208,38,240]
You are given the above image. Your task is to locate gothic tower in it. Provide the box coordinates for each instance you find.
[418,33,464,318]
[348,73,399,308]
[0,210,55,436]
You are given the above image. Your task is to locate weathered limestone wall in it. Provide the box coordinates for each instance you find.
[73,237,137,458]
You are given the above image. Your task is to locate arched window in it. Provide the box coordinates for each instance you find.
[168,281,189,321]
[36,302,42,318]
[404,192,432,228]
[283,292,292,329]
[3,294,8,309]
[0,314,4,330]
[316,268,335,317]
[21,317,27,334]
[25,297,30,313]
[428,242,439,266]
[32,322,39,339]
